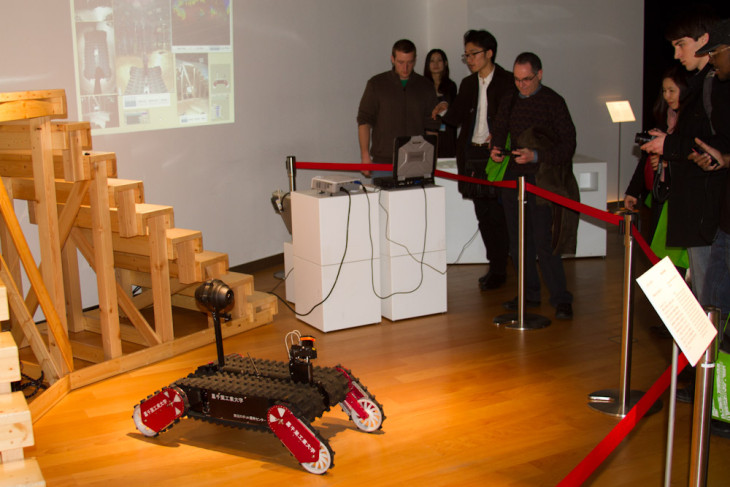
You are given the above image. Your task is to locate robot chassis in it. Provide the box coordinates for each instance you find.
[132,279,385,474]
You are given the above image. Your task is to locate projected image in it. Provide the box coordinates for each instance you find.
[176,53,209,123]
[72,0,234,135]
[172,0,231,47]
[82,95,120,130]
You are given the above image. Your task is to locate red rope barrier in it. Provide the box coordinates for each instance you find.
[557,353,689,486]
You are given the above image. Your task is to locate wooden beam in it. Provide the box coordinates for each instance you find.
[88,158,121,359]
[148,215,173,342]
[0,89,67,122]
[29,116,69,373]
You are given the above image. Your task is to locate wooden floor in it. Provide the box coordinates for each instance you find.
[24,232,730,486]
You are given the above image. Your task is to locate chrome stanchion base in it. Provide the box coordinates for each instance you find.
[494,312,551,330]
[587,388,663,417]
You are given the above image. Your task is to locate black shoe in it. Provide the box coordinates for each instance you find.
[479,273,506,290]
[555,303,573,320]
[676,386,694,404]
[503,297,540,311]
[711,419,730,438]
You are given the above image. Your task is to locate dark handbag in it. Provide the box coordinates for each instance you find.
[653,160,670,203]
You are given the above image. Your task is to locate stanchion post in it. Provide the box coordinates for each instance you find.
[494,176,550,330]
[286,155,297,192]
[588,211,661,417]
[689,307,720,487]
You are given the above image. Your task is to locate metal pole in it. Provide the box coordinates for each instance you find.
[588,212,661,417]
[689,307,721,487]
[494,176,550,329]
[664,342,679,487]
[286,155,297,192]
[617,211,635,414]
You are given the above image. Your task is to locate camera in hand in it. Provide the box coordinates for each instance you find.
[635,131,655,145]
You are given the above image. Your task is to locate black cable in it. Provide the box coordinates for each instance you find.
[268,188,352,316]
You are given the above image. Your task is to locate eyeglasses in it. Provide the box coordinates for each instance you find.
[514,73,537,84]
[709,45,730,58]
[461,50,486,63]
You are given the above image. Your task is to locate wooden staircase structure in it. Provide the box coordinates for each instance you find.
[0,90,277,420]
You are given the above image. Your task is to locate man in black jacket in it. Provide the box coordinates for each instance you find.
[641,9,730,304]
[437,30,515,290]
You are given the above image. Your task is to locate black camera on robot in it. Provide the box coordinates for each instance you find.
[635,131,655,145]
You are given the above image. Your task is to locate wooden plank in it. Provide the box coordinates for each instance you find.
[0,332,20,383]
[0,89,66,122]
[61,243,85,333]
[0,121,90,152]
[0,166,72,373]
[0,457,46,487]
[88,159,121,359]
[0,391,34,451]
[29,116,69,373]
[148,215,173,342]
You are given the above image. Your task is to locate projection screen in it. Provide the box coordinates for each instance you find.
[71,0,233,134]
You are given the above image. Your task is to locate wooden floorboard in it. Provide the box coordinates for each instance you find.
[24,231,730,486]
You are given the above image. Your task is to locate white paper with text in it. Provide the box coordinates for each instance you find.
[636,257,717,366]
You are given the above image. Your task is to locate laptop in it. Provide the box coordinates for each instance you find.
[373,134,438,189]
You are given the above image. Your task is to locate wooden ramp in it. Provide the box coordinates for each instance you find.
[0,90,277,419]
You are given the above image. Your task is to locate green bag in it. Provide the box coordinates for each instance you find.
[713,349,730,423]
[485,133,511,182]
[650,202,689,269]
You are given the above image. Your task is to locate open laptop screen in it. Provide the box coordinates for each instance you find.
[393,135,437,184]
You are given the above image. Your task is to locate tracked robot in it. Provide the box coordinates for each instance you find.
[132,279,384,474]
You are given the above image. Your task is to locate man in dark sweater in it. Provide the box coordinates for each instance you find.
[490,52,576,320]
[436,29,515,291]
[357,39,440,178]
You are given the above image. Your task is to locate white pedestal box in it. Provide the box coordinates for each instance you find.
[380,250,447,321]
[293,256,381,332]
[291,190,381,332]
[570,156,608,258]
[378,186,447,320]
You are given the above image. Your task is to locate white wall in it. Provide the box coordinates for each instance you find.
[0,0,642,307]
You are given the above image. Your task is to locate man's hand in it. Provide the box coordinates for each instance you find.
[431,101,448,120]
[512,148,536,164]
[640,129,666,155]
[360,153,373,178]
[624,194,638,211]
[689,138,728,171]
[490,147,505,162]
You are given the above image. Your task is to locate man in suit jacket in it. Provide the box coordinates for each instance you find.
[437,30,516,290]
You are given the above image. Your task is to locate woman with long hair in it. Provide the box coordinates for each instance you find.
[424,49,457,157]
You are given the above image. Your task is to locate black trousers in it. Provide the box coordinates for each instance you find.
[473,196,509,276]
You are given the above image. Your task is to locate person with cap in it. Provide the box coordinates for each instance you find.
[640,7,730,305]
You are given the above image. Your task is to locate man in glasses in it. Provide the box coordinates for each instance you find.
[434,29,515,291]
[489,52,578,320]
[357,39,440,178]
